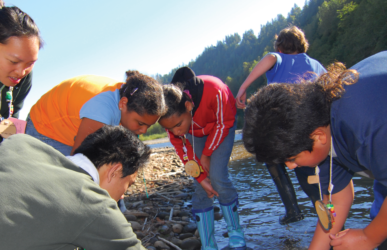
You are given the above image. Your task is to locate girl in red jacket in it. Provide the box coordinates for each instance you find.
[159,67,246,250]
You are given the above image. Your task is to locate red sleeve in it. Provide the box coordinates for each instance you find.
[167,130,207,183]
[202,88,236,156]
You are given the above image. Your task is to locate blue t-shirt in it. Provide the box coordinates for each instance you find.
[266,53,326,84]
[79,89,121,126]
[320,51,387,195]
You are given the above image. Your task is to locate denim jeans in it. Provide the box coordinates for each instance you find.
[25,115,72,156]
[187,119,238,209]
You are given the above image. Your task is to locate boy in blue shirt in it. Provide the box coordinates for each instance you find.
[243,51,387,250]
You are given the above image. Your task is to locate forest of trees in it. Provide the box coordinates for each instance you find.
[154,0,387,129]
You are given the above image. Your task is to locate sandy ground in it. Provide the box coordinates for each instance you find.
[143,129,242,145]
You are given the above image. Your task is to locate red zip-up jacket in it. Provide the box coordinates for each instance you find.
[167,75,236,183]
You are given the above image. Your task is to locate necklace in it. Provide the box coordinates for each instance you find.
[313,136,336,230]
[182,111,203,177]
[0,86,14,120]
[0,86,17,138]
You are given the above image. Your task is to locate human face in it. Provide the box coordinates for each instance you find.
[159,111,192,137]
[100,164,138,202]
[284,127,331,169]
[0,36,39,87]
[118,97,160,135]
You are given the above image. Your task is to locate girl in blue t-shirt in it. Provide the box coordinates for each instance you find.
[236,26,326,225]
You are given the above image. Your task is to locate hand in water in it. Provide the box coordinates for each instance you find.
[329,229,379,250]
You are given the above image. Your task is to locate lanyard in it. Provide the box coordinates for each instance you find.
[181,114,195,162]
[316,137,334,202]
[314,136,336,230]
[0,86,13,120]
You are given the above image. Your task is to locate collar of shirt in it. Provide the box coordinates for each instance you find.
[66,153,100,184]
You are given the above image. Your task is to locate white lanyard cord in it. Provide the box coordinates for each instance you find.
[191,110,195,159]
[329,136,333,202]
[316,136,334,203]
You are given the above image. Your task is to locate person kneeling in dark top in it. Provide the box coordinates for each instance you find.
[0,125,150,250]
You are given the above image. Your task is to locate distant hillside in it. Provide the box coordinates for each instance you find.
[155,0,387,128]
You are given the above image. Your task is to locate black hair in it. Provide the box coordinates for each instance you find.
[74,125,151,178]
[0,1,43,48]
[119,70,166,116]
[243,63,358,164]
[159,83,193,120]
[274,26,308,54]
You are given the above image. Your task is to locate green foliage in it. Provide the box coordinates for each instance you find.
[140,122,166,140]
[152,0,386,131]
[139,132,168,141]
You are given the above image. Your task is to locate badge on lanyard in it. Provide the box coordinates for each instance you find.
[181,135,203,178]
[311,138,337,231]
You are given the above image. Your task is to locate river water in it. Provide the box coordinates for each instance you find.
[149,135,375,249]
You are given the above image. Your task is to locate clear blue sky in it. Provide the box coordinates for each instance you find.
[8,0,306,119]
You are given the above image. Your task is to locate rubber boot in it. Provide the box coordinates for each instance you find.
[266,163,304,225]
[192,207,218,250]
[220,198,246,250]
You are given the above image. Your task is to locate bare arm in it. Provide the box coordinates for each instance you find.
[71,118,105,155]
[309,180,354,250]
[236,54,277,109]
[329,196,387,250]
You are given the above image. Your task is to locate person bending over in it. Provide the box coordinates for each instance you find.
[0,125,150,250]
[243,51,387,250]
[159,67,246,250]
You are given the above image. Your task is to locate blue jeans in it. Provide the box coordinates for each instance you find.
[25,116,72,156]
[187,119,238,209]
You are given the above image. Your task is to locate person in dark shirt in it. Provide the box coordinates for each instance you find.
[243,51,387,250]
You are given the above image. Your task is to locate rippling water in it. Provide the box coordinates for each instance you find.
[214,143,374,250]
[150,137,374,249]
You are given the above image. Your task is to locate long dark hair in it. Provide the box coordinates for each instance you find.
[160,83,193,120]
[0,1,43,47]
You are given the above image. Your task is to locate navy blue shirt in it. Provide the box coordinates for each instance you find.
[320,51,387,194]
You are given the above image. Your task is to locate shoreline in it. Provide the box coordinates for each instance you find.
[143,129,243,145]
[125,129,247,249]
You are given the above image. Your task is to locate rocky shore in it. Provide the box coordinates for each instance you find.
[123,146,206,250]
[124,131,244,250]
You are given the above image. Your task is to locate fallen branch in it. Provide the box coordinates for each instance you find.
[142,217,148,231]
[157,236,182,250]
[165,220,190,225]
[169,208,174,221]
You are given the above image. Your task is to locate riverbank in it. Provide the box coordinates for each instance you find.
[123,145,200,249]
[143,129,243,145]
[125,132,244,250]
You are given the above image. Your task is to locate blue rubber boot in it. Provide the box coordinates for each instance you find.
[192,207,218,250]
[220,198,246,250]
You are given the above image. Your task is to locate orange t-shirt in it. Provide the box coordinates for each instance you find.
[30,75,123,146]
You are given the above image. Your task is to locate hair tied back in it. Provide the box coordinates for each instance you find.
[130,88,138,96]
